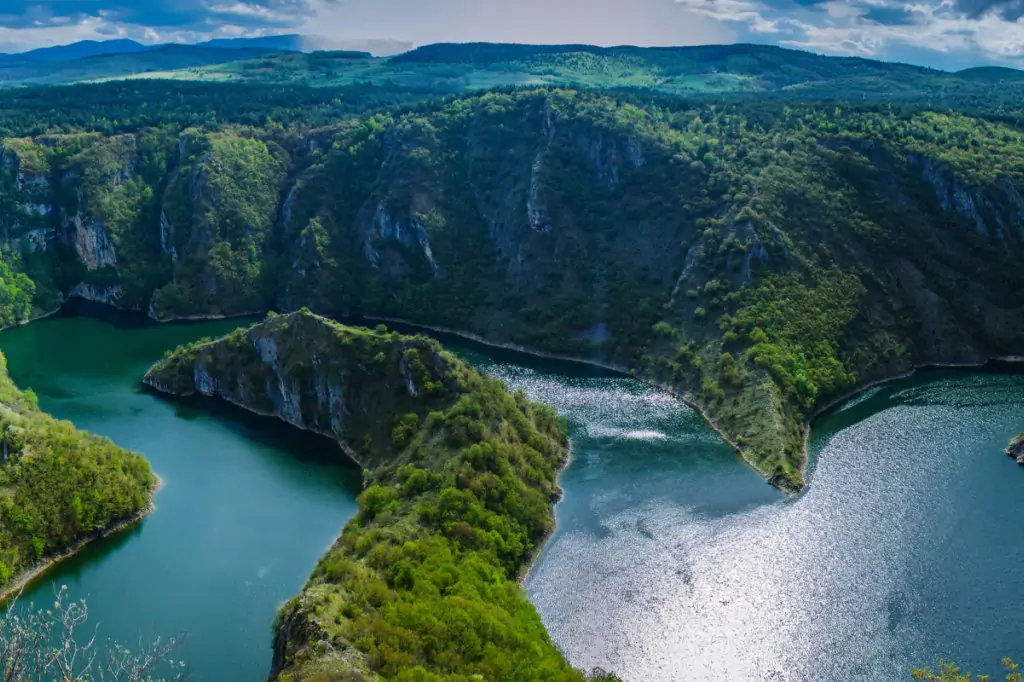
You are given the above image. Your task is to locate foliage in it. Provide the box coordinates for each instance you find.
[0,585,186,681]
[7,53,1024,494]
[147,311,599,681]
[0,352,155,590]
[912,658,1021,682]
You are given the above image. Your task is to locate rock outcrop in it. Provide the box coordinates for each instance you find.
[144,310,465,470]
[1006,433,1024,464]
[143,310,578,681]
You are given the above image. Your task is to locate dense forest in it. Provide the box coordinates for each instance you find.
[144,310,618,681]
[0,351,155,590]
[4,75,1024,489]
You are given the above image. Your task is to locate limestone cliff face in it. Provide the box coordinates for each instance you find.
[143,310,460,469]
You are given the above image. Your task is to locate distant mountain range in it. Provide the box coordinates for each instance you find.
[0,35,413,87]
[0,35,412,64]
[3,37,1024,97]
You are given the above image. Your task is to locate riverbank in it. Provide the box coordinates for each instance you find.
[361,316,767,491]
[518,437,574,586]
[363,316,1024,495]
[142,372,368,470]
[799,356,1024,487]
[0,305,61,334]
[0,476,161,605]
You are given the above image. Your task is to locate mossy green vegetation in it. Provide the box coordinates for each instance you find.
[0,351,155,590]
[6,49,1024,492]
[146,310,614,681]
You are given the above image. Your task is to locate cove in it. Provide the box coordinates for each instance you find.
[0,304,362,682]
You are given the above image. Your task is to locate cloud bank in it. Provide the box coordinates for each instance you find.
[2,0,1024,68]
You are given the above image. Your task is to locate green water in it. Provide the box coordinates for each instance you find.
[5,309,1024,681]
[0,308,362,682]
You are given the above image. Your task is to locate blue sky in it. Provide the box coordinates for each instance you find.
[1,0,1023,68]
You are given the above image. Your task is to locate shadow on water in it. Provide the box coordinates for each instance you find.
[9,523,147,607]
[342,315,627,380]
[152,389,364,473]
[0,308,363,682]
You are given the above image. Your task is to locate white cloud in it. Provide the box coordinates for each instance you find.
[302,0,735,46]
[3,0,1024,68]
[206,2,295,24]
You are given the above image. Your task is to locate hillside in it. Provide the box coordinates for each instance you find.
[4,87,1024,490]
[112,42,1024,104]
[0,350,155,593]
[144,310,600,681]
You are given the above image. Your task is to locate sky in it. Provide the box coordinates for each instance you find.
[1,0,1024,69]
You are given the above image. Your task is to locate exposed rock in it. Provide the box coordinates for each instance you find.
[67,282,123,306]
[69,215,118,271]
[364,202,440,275]
[1006,433,1024,464]
[143,311,462,469]
[159,210,178,263]
[527,153,551,234]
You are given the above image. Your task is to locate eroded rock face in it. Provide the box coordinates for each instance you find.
[69,215,118,271]
[143,310,459,470]
[1006,434,1024,464]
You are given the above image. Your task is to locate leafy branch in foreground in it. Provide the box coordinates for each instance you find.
[913,659,1021,682]
[0,586,187,682]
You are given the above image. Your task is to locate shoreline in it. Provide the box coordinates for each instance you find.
[142,375,369,470]
[362,316,768,489]
[364,315,1024,495]
[798,356,1024,486]
[0,476,162,605]
[518,436,574,586]
[151,310,265,324]
[0,305,62,334]
[143,320,574,588]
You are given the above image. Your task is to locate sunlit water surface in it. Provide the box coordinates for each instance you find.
[466,353,1024,682]
[3,307,1023,681]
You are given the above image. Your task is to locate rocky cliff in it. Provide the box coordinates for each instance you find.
[144,310,465,470]
[8,90,1024,490]
[144,310,584,681]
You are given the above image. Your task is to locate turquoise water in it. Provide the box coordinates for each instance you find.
[484,359,1024,681]
[4,308,1024,681]
[0,308,362,681]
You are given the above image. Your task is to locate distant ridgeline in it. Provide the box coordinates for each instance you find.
[0,352,155,593]
[144,310,617,681]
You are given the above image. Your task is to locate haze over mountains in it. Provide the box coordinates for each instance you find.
[0,34,412,64]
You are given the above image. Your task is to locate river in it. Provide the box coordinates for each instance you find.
[0,306,362,682]
[3,309,1024,681]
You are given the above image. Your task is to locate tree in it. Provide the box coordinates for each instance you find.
[0,586,187,682]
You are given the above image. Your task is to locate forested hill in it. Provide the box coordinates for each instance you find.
[78,41,1024,105]
[3,86,1024,489]
[144,310,593,680]
[5,39,1024,105]
[0,352,155,592]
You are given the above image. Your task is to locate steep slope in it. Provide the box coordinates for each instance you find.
[0,351,155,594]
[6,88,1024,490]
[144,310,592,681]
